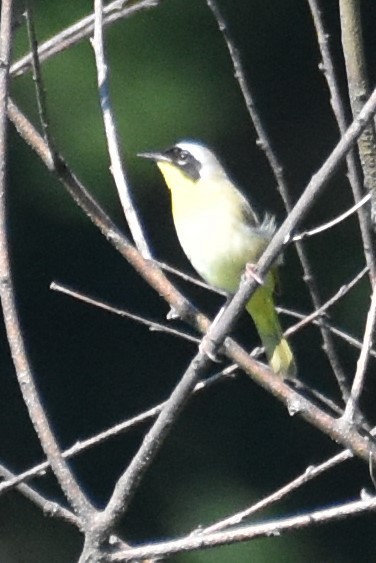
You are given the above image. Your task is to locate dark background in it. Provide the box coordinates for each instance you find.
[2,0,376,560]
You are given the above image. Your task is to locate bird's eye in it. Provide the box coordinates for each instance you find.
[170,147,189,164]
[167,147,190,165]
[164,146,201,180]
[177,150,189,164]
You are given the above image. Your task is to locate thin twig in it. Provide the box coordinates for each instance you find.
[0,367,236,495]
[97,329,230,534]
[155,259,227,296]
[196,448,356,534]
[205,0,288,203]
[285,266,369,335]
[280,307,376,359]
[343,284,376,422]
[10,0,162,78]
[206,0,350,401]
[50,281,199,344]
[50,279,350,418]
[24,1,56,163]
[0,463,80,528]
[0,0,94,526]
[308,0,376,283]
[293,193,370,241]
[110,495,376,561]
[91,0,151,258]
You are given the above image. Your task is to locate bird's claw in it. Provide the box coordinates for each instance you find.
[244,263,264,286]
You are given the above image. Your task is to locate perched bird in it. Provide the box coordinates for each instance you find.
[139,141,296,377]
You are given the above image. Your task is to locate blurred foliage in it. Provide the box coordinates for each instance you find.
[2,0,376,561]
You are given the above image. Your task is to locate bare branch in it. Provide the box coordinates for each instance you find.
[91,0,151,258]
[7,99,208,331]
[155,259,227,296]
[340,0,376,225]
[97,326,231,533]
[50,281,200,344]
[308,0,376,281]
[109,495,376,561]
[293,193,370,241]
[0,463,80,529]
[10,0,162,78]
[24,1,56,163]
[205,0,288,204]
[195,448,356,534]
[0,0,94,525]
[0,367,235,495]
[285,266,369,336]
[281,306,376,359]
[52,278,361,421]
[343,284,376,422]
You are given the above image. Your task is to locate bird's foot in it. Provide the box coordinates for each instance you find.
[198,302,230,362]
[244,263,264,286]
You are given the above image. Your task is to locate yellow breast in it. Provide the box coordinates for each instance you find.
[158,161,271,293]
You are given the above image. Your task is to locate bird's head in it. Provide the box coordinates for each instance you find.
[138,140,227,185]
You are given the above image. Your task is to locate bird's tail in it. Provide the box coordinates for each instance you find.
[246,284,296,378]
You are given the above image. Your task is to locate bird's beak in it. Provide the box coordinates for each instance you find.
[137,150,170,163]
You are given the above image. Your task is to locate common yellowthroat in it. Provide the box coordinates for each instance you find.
[139,141,296,377]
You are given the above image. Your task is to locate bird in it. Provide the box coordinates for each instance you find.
[138,140,296,377]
